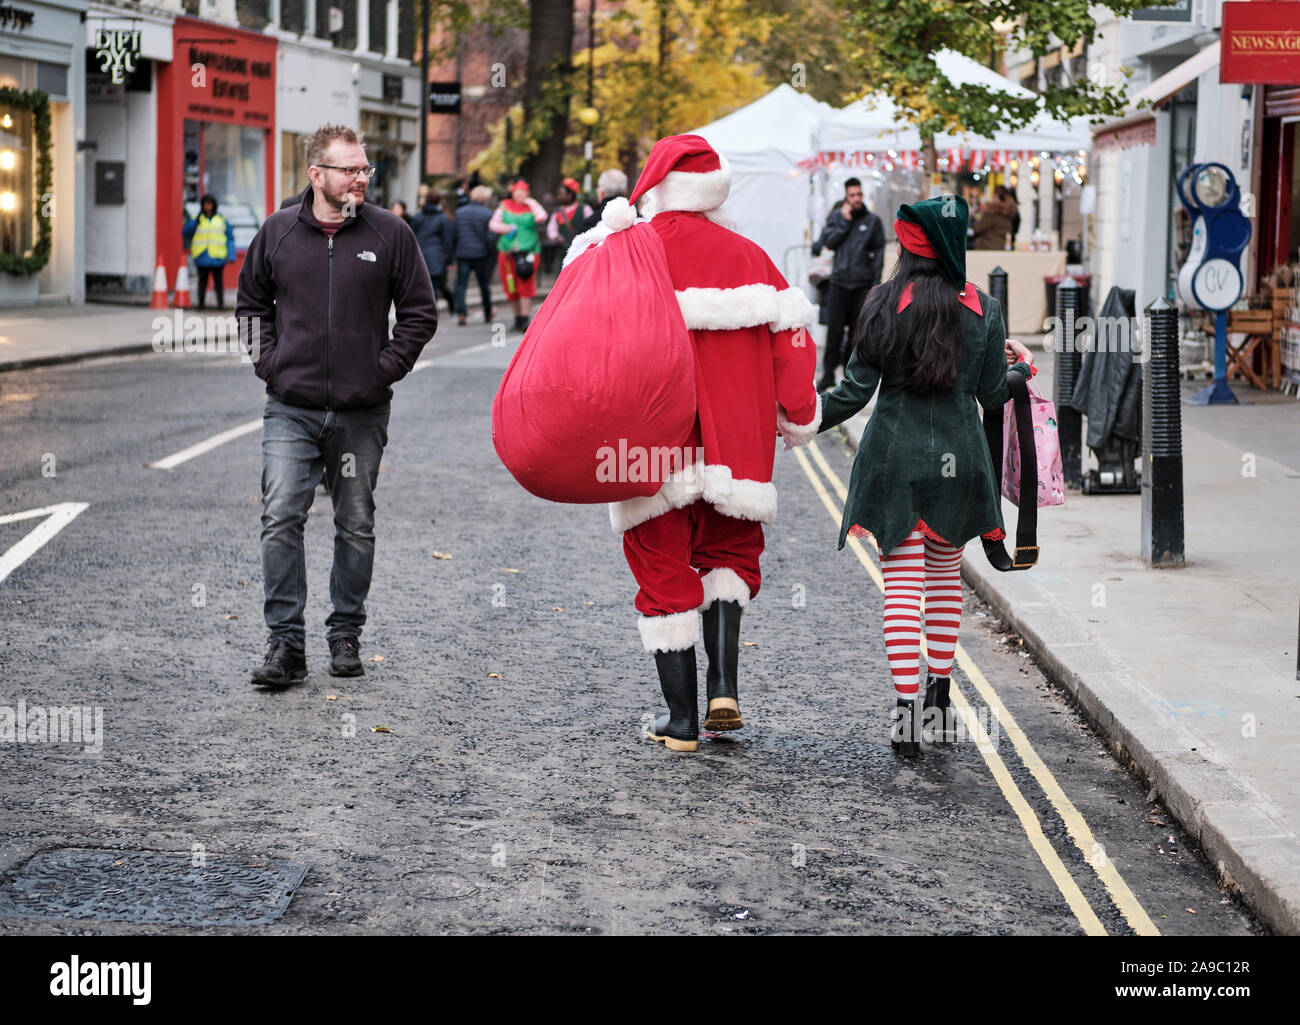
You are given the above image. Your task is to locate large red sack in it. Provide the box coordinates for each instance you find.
[492,220,696,503]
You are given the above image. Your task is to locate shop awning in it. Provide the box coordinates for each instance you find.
[1130,40,1221,108]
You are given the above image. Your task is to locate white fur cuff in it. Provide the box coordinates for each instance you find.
[700,568,752,610]
[638,610,700,652]
[777,395,822,449]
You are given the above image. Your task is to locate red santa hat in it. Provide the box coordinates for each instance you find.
[628,134,730,217]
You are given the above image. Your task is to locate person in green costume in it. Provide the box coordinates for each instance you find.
[489,179,547,331]
[816,194,1035,757]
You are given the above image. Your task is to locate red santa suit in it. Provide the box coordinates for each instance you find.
[568,135,821,653]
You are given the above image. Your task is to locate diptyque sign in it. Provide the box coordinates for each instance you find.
[95,29,141,85]
[1220,2,1300,84]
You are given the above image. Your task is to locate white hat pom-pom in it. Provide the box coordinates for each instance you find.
[601,196,636,231]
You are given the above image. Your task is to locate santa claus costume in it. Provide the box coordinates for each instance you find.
[567,135,820,752]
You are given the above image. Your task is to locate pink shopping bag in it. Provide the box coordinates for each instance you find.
[1002,381,1065,508]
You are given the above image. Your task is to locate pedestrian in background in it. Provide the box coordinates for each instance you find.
[812,177,884,390]
[182,194,236,310]
[490,179,547,332]
[970,192,1015,250]
[816,195,1034,756]
[575,168,627,233]
[547,177,592,250]
[452,184,496,326]
[236,123,438,688]
[391,199,410,223]
[410,193,455,313]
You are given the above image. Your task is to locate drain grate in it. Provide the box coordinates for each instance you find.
[0,848,308,927]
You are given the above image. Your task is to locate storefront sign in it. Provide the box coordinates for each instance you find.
[173,19,276,126]
[0,4,34,30]
[1093,116,1158,154]
[1132,0,1191,22]
[94,29,141,85]
[429,81,461,114]
[1221,2,1300,85]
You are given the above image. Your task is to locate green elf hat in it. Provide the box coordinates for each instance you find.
[895,195,969,289]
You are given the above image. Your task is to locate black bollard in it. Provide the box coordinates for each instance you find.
[1141,297,1185,566]
[988,266,1009,333]
[1054,276,1084,489]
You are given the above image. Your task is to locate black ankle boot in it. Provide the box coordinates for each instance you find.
[891,698,922,758]
[702,600,744,731]
[647,648,699,752]
[922,674,956,743]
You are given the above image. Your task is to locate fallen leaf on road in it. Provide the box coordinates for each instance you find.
[500,567,520,573]
[224,614,238,620]
[583,601,595,606]
[370,655,384,662]
[1147,818,1166,826]
[326,694,338,701]
[741,641,757,647]
[371,726,393,733]
[552,606,564,611]
[1186,908,1197,914]
[488,672,502,679]
[431,551,453,560]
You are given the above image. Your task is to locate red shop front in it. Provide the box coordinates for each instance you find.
[156,16,276,294]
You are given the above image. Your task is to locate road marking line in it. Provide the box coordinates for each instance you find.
[0,502,89,584]
[803,439,1160,935]
[793,444,1107,935]
[147,418,261,470]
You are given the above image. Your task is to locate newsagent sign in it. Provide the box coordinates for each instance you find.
[1220,2,1300,85]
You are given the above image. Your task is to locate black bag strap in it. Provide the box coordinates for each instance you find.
[982,371,1039,571]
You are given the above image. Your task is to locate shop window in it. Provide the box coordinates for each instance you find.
[281,0,305,34]
[236,0,271,30]
[319,3,356,50]
[281,130,309,205]
[369,0,387,54]
[397,0,414,61]
[183,119,268,252]
[0,105,34,261]
[35,62,67,101]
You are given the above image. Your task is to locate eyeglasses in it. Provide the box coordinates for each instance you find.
[315,164,377,180]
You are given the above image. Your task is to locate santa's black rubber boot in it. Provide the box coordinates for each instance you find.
[923,674,956,743]
[647,648,699,752]
[891,698,922,758]
[251,640,307,688]
[702,600,744,731]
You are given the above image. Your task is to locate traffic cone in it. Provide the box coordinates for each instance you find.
[172,264,191,309]
[150,261,169,309]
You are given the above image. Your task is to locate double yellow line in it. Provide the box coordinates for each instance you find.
[793,438,1160,936]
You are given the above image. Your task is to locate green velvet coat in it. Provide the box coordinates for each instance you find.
[818,290,1030,556]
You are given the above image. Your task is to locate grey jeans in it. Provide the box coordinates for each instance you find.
[260,396,391,649]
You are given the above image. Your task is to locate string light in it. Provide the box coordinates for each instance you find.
[0,192,16,212]
[0,150,13,171]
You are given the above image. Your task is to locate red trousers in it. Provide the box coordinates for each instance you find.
[623,500,764,617]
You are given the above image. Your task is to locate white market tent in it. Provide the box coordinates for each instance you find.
[691,84,835,281]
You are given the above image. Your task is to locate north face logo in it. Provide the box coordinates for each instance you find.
[357,250,376,262]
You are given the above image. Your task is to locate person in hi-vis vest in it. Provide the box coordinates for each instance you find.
[183,194,237,309]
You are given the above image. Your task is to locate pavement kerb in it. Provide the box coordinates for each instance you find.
[835,421,1300,935]
[0,287,551,374]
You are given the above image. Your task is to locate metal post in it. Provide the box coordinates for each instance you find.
[1054,276,1084,490]
[1141,297,1185,566]
[988,266,1008,333]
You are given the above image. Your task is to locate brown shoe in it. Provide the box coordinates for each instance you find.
[457,313,467,326]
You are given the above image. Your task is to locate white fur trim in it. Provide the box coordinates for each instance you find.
[638,153,731,217]
[638,610,700,653]
[772,286,817,331]
[562,209,648,269]
[601,195,636,231]
[609,463,777,533]
[674,284,815,332]
[700,568,751,610]
[776,395,822,449]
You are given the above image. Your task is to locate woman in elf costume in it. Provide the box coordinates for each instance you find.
[816,195,1035,757]
[489,179,548,331]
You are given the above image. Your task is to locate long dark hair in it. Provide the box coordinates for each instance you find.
[854,247,964,392]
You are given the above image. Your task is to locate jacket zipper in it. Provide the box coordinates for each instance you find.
[326,235,334,410]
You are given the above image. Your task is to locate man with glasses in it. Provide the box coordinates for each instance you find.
[237,123,438,687]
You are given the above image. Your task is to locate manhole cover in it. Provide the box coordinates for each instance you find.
[0,849,308,927]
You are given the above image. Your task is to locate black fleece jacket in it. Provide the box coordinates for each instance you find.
[237,188,438,410]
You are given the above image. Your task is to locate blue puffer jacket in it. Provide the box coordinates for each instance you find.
[410,203,453,276]
[451,201,493,260]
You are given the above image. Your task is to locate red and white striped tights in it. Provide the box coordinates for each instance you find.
[879,528,964,698]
